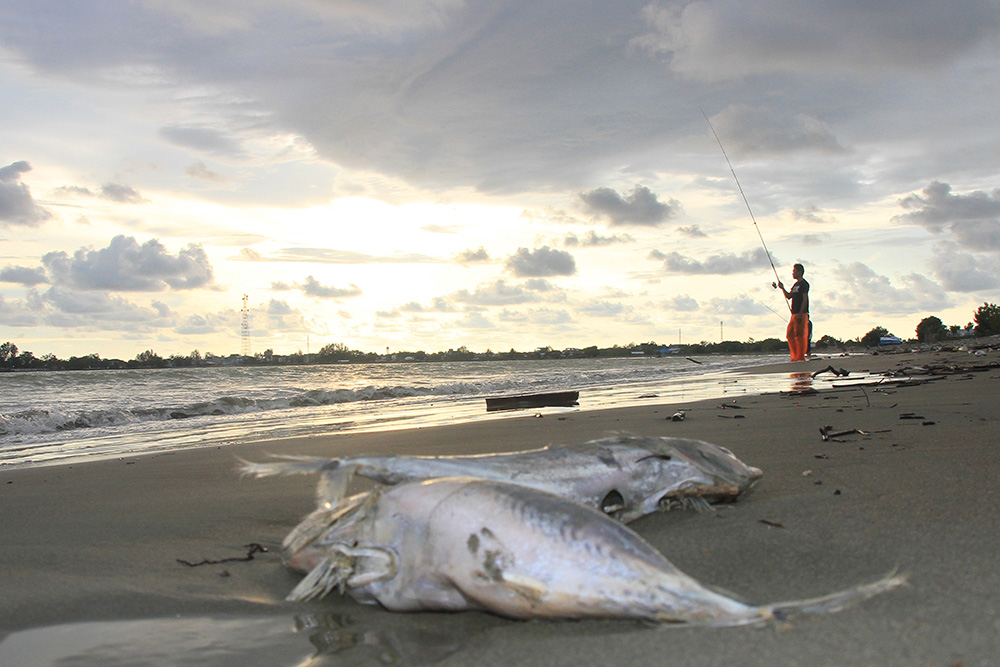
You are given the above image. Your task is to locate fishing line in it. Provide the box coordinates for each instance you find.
[727,283,788,324]
[700,107,790,312]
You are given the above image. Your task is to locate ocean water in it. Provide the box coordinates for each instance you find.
[0,354,803,468]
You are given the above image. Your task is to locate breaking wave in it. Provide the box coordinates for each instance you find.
[0,379,531,437]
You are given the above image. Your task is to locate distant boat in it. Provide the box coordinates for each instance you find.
[485,390,580,412]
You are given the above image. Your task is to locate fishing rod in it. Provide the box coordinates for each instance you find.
[700,108,790,312]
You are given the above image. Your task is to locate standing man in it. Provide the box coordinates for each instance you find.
[776,263,810,361]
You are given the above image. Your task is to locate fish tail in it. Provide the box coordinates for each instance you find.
[763,571,908,623]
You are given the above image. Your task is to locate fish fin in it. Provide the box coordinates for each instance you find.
[282,489,380,555]
[287,556,343,602]
[499,572,549,603]
[237,455,359,512]
[286,545,397,602]
[686,496,714,513]
[237,454,338,478]
[315,464,357,511]
[764,571,908,622]
[658,495,715,513]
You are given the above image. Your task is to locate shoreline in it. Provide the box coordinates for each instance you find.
[2,348,999,665]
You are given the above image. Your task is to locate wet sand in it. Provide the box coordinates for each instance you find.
[1,348,999,666]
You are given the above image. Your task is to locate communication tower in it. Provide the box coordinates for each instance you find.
[241,294,251,357]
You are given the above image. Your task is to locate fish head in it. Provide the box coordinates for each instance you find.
[282,491,378,574]
[598,435,762,518]
[654,437,763,502]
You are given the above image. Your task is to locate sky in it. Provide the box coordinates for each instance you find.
[2,0,1000,360]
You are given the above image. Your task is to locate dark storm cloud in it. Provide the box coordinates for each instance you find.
[0,161,52,227]
[579,185,681,227]
[894,182,1000,251]
[41,235,217,291]
[3,1,999,200]
[633,0,1000,81]
[504,246,576,277]
[651,247,775,275]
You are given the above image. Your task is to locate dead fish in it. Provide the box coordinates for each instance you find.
[280,477,905,626]
[241,434,763,523]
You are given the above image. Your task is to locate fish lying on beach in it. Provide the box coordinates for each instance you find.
[240,434,763,523]
[278,476,905,625]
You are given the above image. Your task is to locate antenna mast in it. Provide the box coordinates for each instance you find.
[240,294,251,357]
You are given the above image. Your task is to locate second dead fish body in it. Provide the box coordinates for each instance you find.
[241,434,763,523]
[281,476,905,625]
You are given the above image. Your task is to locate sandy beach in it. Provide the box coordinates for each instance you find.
[1,348,999,666]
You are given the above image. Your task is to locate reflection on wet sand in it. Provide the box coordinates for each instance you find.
[0,611,491,667]
[789,371,814,393]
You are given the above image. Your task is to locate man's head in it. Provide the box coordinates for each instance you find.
[792,263,804,279]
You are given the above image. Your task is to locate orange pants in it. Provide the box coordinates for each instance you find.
[787,313,810,361]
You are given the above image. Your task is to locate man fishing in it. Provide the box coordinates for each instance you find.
[776,263,809,361]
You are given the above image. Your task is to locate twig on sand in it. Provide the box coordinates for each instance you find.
[177,543,268,567]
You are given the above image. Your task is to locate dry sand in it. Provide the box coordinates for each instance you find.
[1,349,999,666]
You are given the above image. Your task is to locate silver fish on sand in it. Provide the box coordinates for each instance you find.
[279,477,905,626]
[240,434,763,523]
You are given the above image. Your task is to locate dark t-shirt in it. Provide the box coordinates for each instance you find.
[790,279,809,314]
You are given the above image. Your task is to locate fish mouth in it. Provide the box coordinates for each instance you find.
[658,480,742,511]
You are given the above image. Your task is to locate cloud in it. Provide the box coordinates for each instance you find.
[160,126,245,157]
[791,205,836,224]
[665,294,699,311]
[632,0,1000,82]
[580,300,630,317]
[241,247,440,264]
[826,262,949,314]
[0,161,52,227]
[398,297,458,313]
[505,246,577,278]
[929,244,1000,292]
[563,230,634,247]
[454,246,490,264]
[707,295,771,316]
[652,247,775,275]
[185,161,228,183]
[0,265,49,286]
[705,105,846,156]
[676,225,707,238]
[299,275,363,299]
[100,183,146,203]
[580,185,681,227]
[51,182,146,204]
[41,235,216,291]
[452,279,541,306]
[894,181,1000,251]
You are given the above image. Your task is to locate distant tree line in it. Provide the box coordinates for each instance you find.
[2,303,998,372]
